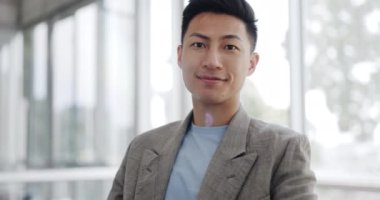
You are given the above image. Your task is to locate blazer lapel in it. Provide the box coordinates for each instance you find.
[134,149,159,200]
[198,108,258,200]
[135,112,193,200]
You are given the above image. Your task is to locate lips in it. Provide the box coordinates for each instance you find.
[196,74,227,81]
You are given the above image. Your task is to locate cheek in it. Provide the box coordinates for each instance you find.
[232,73,246,88]
[181,58,197,77]
[230,67,249,88]
[181,64,193,76]
[181,65,195,86]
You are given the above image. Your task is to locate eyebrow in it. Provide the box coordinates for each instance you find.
[189,32,242,41]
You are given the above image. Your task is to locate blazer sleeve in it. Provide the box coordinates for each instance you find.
[107,144,130,200]
[108,138,142,200]
[271,134,318,200]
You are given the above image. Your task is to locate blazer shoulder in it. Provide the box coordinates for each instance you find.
[129,120,183,149]
[247,118,310,152]
[249,118,305,140]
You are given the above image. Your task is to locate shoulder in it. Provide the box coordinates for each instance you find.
[249,118,306,141]
[128,120,183,150]
[246,118,310,154]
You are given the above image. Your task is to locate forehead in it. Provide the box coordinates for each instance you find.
[185,12,249,41]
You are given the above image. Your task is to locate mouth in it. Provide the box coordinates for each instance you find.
[196,74,228,82]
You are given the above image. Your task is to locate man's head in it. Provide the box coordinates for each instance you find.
[181,0,258,51]
[177,12,260,107]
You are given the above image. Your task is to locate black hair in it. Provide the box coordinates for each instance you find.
[181,0,258,50]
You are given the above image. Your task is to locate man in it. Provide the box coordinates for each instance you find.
[108,0,317,199]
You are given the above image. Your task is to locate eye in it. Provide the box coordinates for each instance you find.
[225,44,239,51]
[191,42,206,49]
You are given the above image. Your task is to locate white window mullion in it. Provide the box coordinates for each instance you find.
[136,0,151,134]
[289,0,305,134]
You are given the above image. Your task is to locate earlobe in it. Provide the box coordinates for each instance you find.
[177,45,183,68]
[248,52,259,75]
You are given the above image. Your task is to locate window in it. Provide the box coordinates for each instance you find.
[304,0,380,198]
[242,0,291,126]
[0,34,25,199]
[0,1,136,199]
[149,0,181,128]
[136,0,188,133]
[27,22,50,168]
[102,0,136,164]
[51,4,98,167]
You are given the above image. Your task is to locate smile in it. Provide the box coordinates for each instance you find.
[196,74,228,82]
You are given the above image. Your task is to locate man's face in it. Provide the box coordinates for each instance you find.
[178,12,259,106]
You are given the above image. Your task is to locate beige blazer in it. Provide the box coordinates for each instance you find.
[108,108,317,200]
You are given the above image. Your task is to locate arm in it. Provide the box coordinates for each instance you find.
[271,134,318,200]
[107,145,130,200]
[108,139,142,200]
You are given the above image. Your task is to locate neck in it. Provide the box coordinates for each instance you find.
[192,101,240,127]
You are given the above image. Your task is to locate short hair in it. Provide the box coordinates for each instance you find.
[181,0,258,51]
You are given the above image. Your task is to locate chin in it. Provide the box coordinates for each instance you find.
[194,95,226,105]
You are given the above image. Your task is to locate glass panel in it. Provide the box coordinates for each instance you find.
[150,0,177,128]
[304,0,380,192]
[104,0,135,15]
[242,0,290,126]
[52,16,76,167]
[0,180,112,200]
[0,45,11,170]
[32,24,48,101]
[1,1,135,199]
[317,187,380,200]
[102,1,136,165]
[27,23,51,169]
[0,45,9,74]
[0,183,22,200]
[74,3,97,165]
[0,34,25,171]
[52,4,101,167]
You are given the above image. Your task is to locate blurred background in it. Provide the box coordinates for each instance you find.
[0,0,379,199]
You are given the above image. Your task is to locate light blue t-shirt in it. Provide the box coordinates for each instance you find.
[164,123,227,200]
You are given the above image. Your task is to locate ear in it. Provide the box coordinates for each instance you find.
[247,52,259,76]
[177,45,183,68]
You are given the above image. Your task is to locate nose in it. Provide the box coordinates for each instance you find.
[202,48,223,70]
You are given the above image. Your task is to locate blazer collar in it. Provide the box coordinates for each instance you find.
[135,107,258,200]
[155,113,193,199]
[198,107,258,200]
[135,112,193,200]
